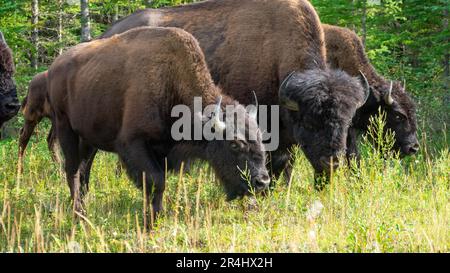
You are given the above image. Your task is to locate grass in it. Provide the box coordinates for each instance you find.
[0,117,448,253]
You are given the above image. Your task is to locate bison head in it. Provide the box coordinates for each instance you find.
[370,81,419,156]
[0,32,20,128]
[279,69,369,176]
[202,96,270,200]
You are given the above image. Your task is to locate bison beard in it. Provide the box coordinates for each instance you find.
[47,27,269,219]
[323,24,419,159]
[99,0,372,184]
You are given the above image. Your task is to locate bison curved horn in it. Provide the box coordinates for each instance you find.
[358,71,371,107]
[247,91,258,120]
[384,81,394,106]
[403,79,407,89]
[279,71,300,112]
[0,31,5,44]
[212,96,226,132]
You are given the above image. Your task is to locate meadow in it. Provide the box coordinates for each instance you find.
[0,114,448,253]
[0,0,448,253]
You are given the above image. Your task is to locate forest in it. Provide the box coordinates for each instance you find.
[0,0,448,253]
[1,0,448,143]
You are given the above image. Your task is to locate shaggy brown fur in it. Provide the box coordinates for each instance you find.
[100,0,369,181]
[0,42,14,76]
[48,27,269,216]
[0,32,20,127]
[323,24,419,157]
[102,0,328,99]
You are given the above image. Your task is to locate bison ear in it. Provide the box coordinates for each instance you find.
[279,71,300,112]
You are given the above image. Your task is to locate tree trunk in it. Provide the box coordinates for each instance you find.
[113,4,119,23]
[31,0,39,69]
[361,0,367,47]
[80,0,91,42]
[351,0,357,32]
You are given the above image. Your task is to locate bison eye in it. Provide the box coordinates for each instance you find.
[394,112,406,121]
[251,153,263,161]
[230,140,248,151]
[230,140,247,151]
[230,142,240,150]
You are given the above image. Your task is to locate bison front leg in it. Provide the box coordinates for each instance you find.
[115,158,126,177]
[117,139,165,227]
[269,148,294,186]
[346,127,361,165]
[47,123,63,165]
[56,116,84,215]
[78,141,97,198]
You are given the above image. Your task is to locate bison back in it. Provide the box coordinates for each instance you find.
[48,27,215,151]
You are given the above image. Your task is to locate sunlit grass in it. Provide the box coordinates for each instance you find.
[0,116,448,252]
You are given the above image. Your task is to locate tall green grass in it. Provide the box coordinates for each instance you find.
[0,114,448,253]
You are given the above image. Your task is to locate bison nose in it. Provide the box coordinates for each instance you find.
[253,174,270,191]
[2,97,20,113]
[6,101,20,112]
[407,142,419,155]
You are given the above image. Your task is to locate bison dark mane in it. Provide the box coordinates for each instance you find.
[0,42,15,76]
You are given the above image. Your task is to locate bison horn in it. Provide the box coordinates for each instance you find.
[248,91,258,120]
[212,96,226,132]
[403,79,406,89]
[358,71,371,107]
[384,81,394,106]
[279,71,300,112]
[0,31,5,43]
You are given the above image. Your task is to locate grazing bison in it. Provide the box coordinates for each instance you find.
[323,24,419,159]
[47,27,270,216]
[18,71,60,174]
[0,31,20,129]
[100,0,370,182]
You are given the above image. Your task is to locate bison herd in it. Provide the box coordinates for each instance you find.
[0,0,419,222]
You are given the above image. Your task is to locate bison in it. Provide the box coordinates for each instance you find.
[99,0,370,183]
[47,27,270,217]
[0,31,20,129]
[323,24,419,159]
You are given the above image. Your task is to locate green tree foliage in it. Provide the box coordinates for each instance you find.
[0,0,447,144]
[312,0,449,145]
[0,0,197,69]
